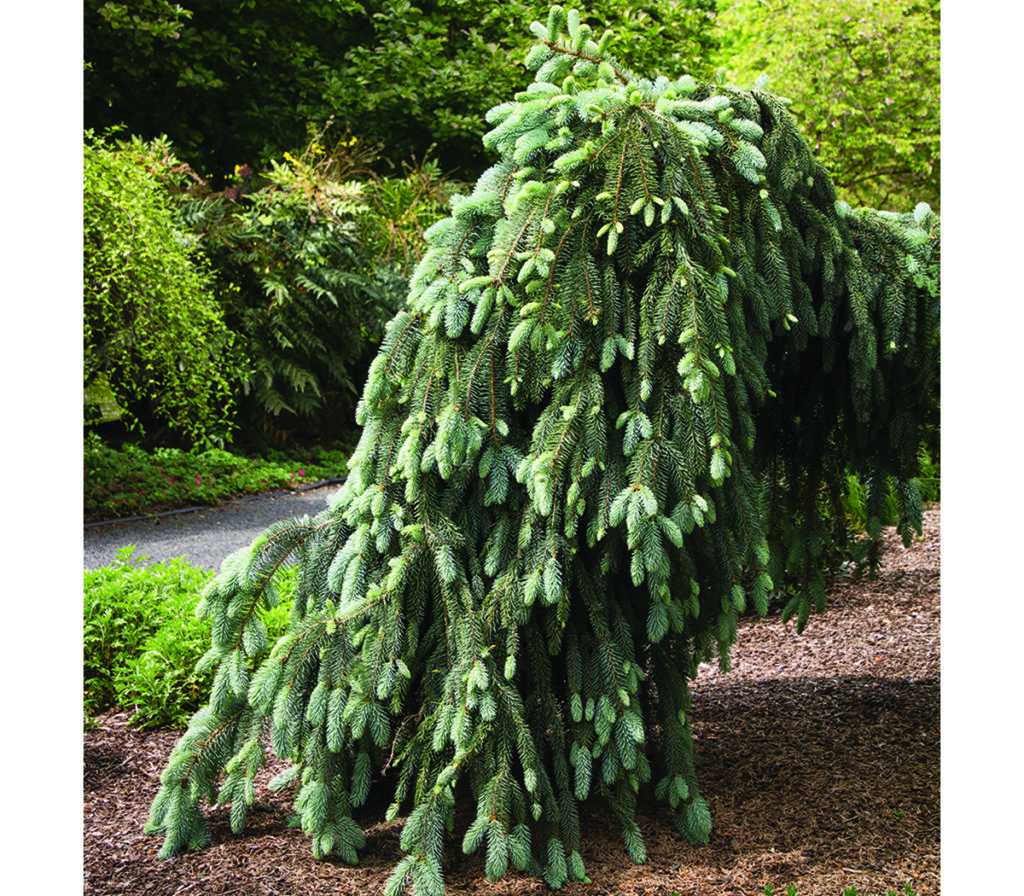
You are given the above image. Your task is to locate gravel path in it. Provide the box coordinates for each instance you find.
[83,484,345,571]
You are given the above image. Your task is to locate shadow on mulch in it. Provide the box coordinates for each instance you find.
[84,512,940,896]
[83,672,938,896]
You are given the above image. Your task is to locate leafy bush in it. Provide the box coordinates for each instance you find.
[114,573,295,729]
[180,132,457,445]
[84,547,213,718]
[714,0,940,212]
[83,130,244,444]
[84,547,296,728]
[353,151,468,279]
[84,433,351,521]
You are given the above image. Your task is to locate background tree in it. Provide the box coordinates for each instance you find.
[84,0,720,183]
[84,0,362,185]
[714,0,940,212]
[145,9,939,894]
[323,0,721,178]
[83,131,243,445]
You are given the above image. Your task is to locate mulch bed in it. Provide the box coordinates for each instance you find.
[84,509,940,896]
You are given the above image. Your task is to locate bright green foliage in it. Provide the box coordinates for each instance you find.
[353,154,471,280]
[85,547,209,719]
[84,131,242,444]
[146,9,939,890]
[714,0,940,212]
[84,547,296,728]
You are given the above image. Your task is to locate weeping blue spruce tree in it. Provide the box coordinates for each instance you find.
[146,8,939,893]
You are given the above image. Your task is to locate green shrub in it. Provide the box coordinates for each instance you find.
[180,132,455,444]
[914,444,941,504]
[354,151,467,279]
[84,434,350,521]
[84,547,213,718]
[321,0,722,179]
[84,547,296,728]
[83,130,244,444]
[113,573,295,729]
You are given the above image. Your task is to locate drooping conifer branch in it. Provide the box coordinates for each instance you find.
[147,7,939,894]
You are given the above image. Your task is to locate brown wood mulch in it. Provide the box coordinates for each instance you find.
[84,509,940,896]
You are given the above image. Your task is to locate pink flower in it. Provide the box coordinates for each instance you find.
[196,476,202,485]
[884,97,894,106]
[297,470,304,477]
